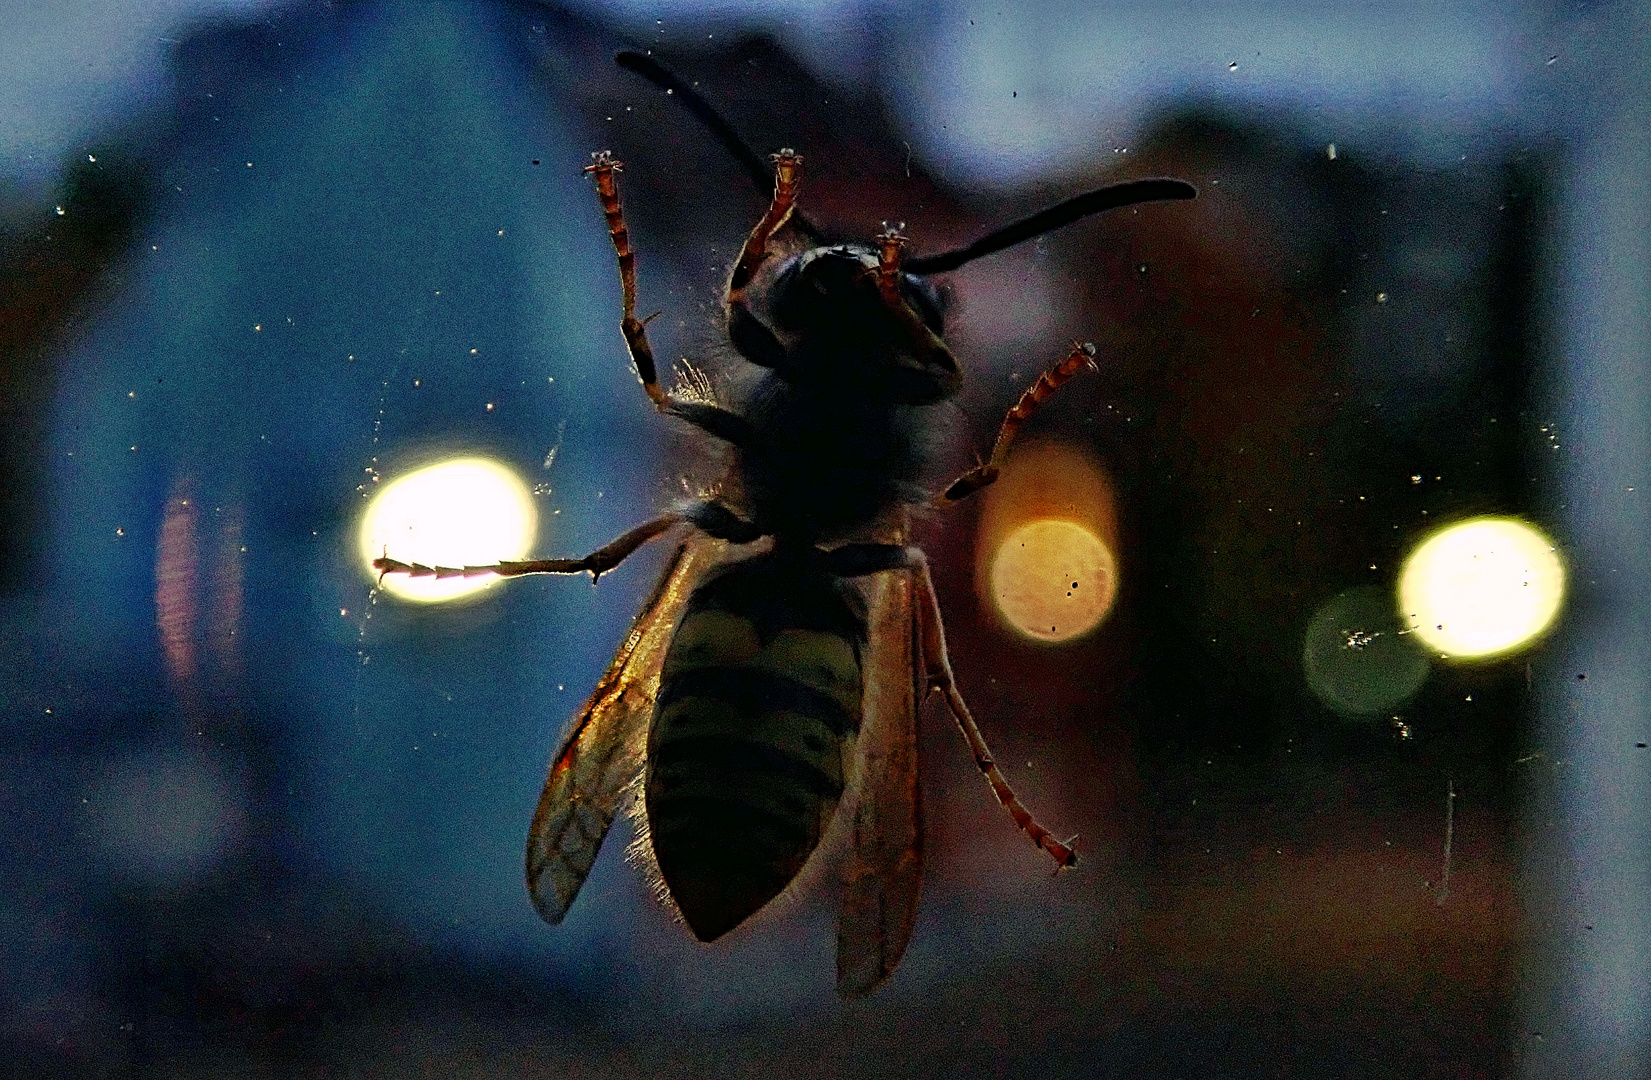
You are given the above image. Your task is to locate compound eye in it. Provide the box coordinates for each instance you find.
[902,273,946,335]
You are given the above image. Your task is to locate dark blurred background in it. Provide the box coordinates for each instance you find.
[2,1,1646,1077]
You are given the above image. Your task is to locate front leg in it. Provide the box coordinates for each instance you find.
[726,148,802,300]
[722,150,803,372]
[874,225,961,390]
[586,153,757,449]
[585,151,675,411]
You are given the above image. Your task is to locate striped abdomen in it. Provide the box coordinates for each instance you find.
[646,553,864,942]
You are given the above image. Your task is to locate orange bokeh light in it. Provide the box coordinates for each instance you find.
[974,439,1121,643]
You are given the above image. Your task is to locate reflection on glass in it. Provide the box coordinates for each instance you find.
[973,439,1120,645]
[1303,585,1431,716]
[358,457,536,603]
[991,518,1117,643]
[1399,517,1565,658]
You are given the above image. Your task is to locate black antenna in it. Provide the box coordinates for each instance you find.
[905,179,1197,275]
[615,50,825,244]
[616,50,1195,272]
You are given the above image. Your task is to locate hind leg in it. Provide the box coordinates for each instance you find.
[908,552,1079,868]
[830,546,1081,867]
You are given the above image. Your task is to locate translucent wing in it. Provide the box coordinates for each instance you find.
[526,535,727,924]
[836,567,925,997]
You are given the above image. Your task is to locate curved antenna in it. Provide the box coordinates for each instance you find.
[615,50,825,244]
[904,179,1196,275]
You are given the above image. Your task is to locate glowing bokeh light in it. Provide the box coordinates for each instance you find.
[1398,516,1564,658]
[990,519,1117,643]
[1303,586,1431,716]
[358,458,536,603]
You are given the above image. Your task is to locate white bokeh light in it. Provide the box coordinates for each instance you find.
[1398,516,1565,659]
[359,458,536,603]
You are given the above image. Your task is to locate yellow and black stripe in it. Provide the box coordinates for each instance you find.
[646,552,864,942]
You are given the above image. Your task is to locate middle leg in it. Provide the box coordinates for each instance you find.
[373,512,683,583]
[932,340,1099,507]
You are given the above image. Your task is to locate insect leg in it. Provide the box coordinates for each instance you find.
[909,552,1079,869]
[932,341,1099,507]
[585,150,675,410]
[819,543,918,578]
[726,149,802,298]
[873,226,961,388]
[721,149,803,371]
[660,400,758,448]
[682,500,764,544]
[587,152,773,414]
[373,512,683,583]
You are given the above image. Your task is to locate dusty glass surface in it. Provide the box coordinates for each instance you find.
[2,1,1646,1076]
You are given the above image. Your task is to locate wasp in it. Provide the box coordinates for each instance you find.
[376,52,1193,996]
